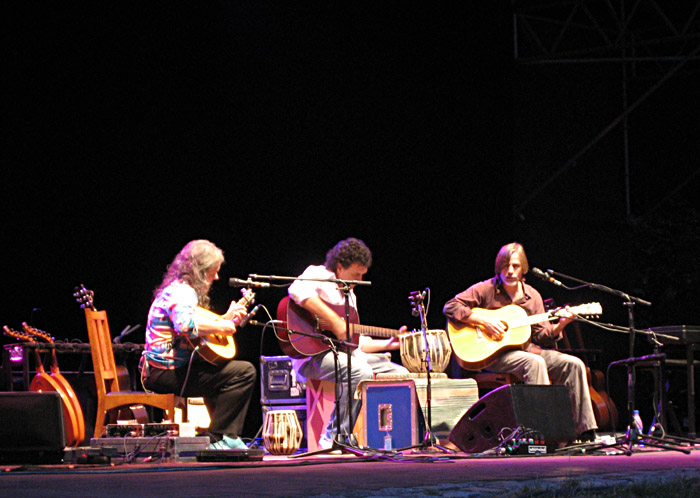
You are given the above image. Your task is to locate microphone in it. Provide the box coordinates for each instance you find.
[113,324,141,344]
[238,305,261,328]
[530,267,563,287]
[229,278,271,288]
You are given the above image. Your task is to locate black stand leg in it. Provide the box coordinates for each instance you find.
[400,290,454,454]
[560,300,690,455]
[290,283,367,459]
[289,343,368,458]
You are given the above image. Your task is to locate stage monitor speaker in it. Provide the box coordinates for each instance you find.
[0,391,66,464]
[448,384,576,453]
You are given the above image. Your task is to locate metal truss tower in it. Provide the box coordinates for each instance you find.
[511,0,700,220]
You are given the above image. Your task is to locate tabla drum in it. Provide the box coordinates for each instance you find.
[262,409,303,455]
[400,329,452,374]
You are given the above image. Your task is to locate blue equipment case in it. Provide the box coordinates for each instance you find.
[353,380,422,450]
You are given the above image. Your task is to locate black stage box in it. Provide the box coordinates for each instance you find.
[0,391,66,463]
[449,384,576,453]
[260,355,306,405]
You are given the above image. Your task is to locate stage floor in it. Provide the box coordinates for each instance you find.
[1,441,698,498]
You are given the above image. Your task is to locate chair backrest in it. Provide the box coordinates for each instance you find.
[84,308,122,396]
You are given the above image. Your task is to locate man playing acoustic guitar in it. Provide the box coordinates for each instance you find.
[286,237,408,449]
[443,242,598,442]
[142,239,257,450]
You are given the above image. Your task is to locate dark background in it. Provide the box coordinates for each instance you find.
[5,2,699,439]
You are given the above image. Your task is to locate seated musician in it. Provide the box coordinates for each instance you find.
[288,237,408,449]
[141,239,256,450]
[443,242,598,442]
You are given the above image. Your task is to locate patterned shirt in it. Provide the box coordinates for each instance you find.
[145,280,200,369]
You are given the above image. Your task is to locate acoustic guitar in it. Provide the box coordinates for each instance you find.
[3,325,82,447]
[447,302,602,370]
[188,288,256,365]
[276,296,404,359]
[588,366,619,431]
[21,323,86,446]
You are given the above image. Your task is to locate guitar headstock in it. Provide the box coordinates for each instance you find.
[240,288,256,307]
[3,325,36,343]
[73,284,96,311]
[22,322,55,343]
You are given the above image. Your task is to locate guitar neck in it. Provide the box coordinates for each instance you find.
[506,302,602,329]
[350,323,401,339]
[510,311,556,329]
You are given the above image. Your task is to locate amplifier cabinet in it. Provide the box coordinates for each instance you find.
[353,380,422,450]
[0,391,66,464]
[260,355,306,405]
[413,378,478,442]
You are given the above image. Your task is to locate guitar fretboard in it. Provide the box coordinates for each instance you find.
[350,323,401,338]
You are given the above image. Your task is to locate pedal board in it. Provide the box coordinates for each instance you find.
[90,436,210,462]
[196,448,264,462]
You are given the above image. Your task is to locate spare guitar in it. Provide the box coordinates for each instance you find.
[21,323,86,446]
[447,302,602,370]
[3,325,83,447]
[276,296,404,359]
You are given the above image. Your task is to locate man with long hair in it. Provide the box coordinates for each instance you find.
[443,242,598,442]
[142,239,256,450]
[288,237,408,449]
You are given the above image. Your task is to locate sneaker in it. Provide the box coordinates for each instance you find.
[318,435,334,450]
[209,435,248,450]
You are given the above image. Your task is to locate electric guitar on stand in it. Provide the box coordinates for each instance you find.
[447,302,602,370]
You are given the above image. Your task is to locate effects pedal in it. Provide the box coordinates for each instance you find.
[106,424,143,437]
[144,422,180,437]
[505,437,548,455]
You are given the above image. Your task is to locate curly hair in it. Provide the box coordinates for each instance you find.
[494,242,529,277]
[153,239,225,308]
[324,237,372,272]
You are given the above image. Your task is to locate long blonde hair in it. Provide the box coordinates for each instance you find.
[154,239,224,308]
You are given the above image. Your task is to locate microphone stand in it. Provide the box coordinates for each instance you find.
[406,290,452,454]
[545,269,689,455]
[259,273,370,458]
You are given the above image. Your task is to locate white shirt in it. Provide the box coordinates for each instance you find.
[288,265,372,371]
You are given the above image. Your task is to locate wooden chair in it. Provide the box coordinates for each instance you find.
[84,308,175,438]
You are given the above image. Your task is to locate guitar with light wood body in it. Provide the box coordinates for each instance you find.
[189,289,256,365]
[447,302,602,370]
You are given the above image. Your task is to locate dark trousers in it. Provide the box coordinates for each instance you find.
[144,357,256,439]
